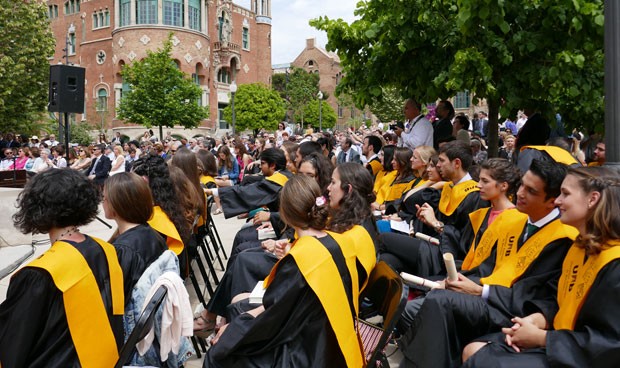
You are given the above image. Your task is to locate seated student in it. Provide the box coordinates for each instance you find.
[378,140,484,276]
[372,147,417,212]
[373,144,396,194]
[400,159,578,368]
[0,169,124,367]
[196,149,218,189]
[205,148,293,219]
[203,175,366,367]
[214,145,240,188]
[362,134,383,177]
[463,166,620,368]
[103,172,167,302]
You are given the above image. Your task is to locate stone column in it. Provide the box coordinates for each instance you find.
[114,0,120,28]
[184,0,189,27]
[130,0,136,24]
[605,0,620,168]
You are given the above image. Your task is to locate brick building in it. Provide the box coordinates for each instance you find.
[285,38,373,130]
[45,0,272,139]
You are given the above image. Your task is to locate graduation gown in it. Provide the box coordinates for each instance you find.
[399,219,575,368]
[0,237,124,368]
[203,234,359,368]
[464,245,620,368]
[219,170,293,219]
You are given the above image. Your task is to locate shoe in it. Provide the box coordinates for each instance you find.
[213,208,223,215]
[194,315,216,338]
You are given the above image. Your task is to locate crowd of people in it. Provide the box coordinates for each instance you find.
[0,97,617,368]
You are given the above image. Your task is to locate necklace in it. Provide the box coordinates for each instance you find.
[52,226,79,244]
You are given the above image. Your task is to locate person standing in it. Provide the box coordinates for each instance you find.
[397,98,433,151]
[433,100,456,150]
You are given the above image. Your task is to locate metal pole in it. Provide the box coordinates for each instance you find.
[64,112,70,163]
[605,0,620,169]
[231,92,236,135]
[319,99,322,132]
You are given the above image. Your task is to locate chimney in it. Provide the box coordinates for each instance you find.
[306,38,316,50]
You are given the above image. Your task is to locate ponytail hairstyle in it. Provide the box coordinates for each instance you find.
[480,158,521,200]
[328,162,375,233]
[279,175,329,231]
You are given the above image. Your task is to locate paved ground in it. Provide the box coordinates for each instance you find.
[0,187,402,366]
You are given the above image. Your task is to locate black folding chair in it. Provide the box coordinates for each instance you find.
[358,261,409,368]
[115,286,167,368]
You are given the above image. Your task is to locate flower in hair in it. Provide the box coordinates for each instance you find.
[315,196,326,207]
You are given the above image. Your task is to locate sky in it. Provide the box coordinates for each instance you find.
[236,0,360,65]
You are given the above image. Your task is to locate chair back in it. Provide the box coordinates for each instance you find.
[358,261,408,368]
[115,285,167,368]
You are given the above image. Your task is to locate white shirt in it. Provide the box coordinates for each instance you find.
[400,115,433,150]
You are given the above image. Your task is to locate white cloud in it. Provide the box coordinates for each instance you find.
[236,0,359,65]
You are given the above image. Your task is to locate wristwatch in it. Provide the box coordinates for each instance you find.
[433,221,444,233]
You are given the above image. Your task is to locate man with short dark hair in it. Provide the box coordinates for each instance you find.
[362,135,383,177]
[588,142,606,166]
[336,136,361,164]
[87,144,111,189]
[433,100,456,150]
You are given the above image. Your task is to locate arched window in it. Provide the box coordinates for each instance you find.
[217,68,231,84]
[97,89,108,111]
[164,0,184,27]
[189,0,201,31]
[120,0,131,26]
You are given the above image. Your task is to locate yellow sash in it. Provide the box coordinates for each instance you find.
[264,236,364,368]
[521,145,578,166]
[481,219,578,287]
[438,180,479,216]
[373,170,397,200]
[265,171,289,187]
[148,206,184,255]
[382,179,417,203]
[26,238,124,367]
[554,241,620,330]
[368,159,382,177]
[462,208,527,271]
[200,175,216,187]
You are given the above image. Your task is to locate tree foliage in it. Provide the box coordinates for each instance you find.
[369,86,405,123]
[117,34,208,132]
[311,0,604,155]
[223,83,286,133]
[0,0,55,133]
[272,67,320,124]
[294,100,337,129]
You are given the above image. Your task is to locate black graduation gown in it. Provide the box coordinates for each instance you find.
[0,237,124,368]
[399,227,573,368]
[464,259,620,368]
[113,224,167,303]
[218,171,293,219]
[203,238,351,368]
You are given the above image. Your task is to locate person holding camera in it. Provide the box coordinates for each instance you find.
[395,98,433,151]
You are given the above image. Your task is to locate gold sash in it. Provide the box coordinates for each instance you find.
[27,237,124,367]
[265,171,289,187]
[373,170,397,200]
[264,236,364,368]
[520,145,578,166]
[368,159,382,177]
[481,219,578,287]
[554,241,620,330]
[438,180,479,216]
[148,206,184,255]
[462,208,527,271]
[381,179,417,203]
[200,175,216,186]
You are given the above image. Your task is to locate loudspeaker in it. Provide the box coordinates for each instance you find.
[49,65,85,113]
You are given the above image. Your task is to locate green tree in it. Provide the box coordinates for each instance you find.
[223,83,285,133]
[0,0,55,133]
[369,86,404,123]
[117,34,208,139]
[273,67,320,124]
[70,121,96,146]
[294,100,337,129]
[311,0,604,156]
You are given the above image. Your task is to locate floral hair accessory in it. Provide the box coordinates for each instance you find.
[315,196,326,207]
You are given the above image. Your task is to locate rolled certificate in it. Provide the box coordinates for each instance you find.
[443,252,458,282]
[411,231,440,245]
[400,272,441,289]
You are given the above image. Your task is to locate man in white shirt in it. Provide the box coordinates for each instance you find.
[45,134,59,147]
[396,99,433,150]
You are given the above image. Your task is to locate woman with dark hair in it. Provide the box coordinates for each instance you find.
[280,141,299,174]
[103,172,167,302]
[0,169,124,367]
[463,166,620,368]
[373,146,416,212]
[203,175,365,367]
[234,141,252,180]
[131,154,190,275]
[373,144,396,195]
[215,145,240,187]
[170,146,206,220]
[298,152,334,195]
[197,149,218,189]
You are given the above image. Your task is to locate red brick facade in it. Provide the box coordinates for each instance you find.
[45,0,271,136]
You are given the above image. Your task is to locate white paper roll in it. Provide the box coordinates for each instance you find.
[400,272,441,289]
[443,253,458,282]
[413,232,440,245]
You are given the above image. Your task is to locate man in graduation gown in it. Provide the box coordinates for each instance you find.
[378,140,485,276]
[362,134,383,178]
[205,148,292,219]
[399,159,577,368]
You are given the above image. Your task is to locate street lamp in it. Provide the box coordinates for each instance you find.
[230,80,238,135]
[317,91,323,132]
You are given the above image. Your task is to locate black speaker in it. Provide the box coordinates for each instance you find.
[49,65,85,113]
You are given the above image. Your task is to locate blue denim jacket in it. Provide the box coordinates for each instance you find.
[123,250,195,367]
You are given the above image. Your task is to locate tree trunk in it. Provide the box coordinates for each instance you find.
[487,98,500,158]
[159,125,163,142]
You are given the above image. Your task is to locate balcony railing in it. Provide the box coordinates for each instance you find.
[213,41,241,53]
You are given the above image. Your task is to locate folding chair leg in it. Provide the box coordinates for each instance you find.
[188,267,208,308]
[207,230,226,271]
[190,336,202,359]
[200,238,220,285]
[210,222,228,260]
[194,255,215,298]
